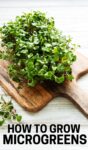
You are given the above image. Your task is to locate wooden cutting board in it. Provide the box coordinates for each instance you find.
[0,51,88,117]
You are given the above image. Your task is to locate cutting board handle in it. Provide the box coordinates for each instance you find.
[58,81,88,117]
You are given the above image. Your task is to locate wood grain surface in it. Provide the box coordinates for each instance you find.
[0,52,88,117]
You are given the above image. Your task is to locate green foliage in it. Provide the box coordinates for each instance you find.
[0,95,22,126]
[0,11,77,87]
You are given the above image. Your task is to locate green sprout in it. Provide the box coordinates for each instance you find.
[0,11,77,87]
[0,95,22,126]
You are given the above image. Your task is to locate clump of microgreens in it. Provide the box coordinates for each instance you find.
[0,11,77,87]
[0,94,22,126]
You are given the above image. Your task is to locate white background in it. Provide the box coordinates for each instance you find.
[0,0,88,149]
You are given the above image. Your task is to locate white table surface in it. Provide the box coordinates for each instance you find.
[0,0,88,149]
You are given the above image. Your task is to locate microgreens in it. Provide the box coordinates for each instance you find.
[0,95,22,126]
[0,11,77,87]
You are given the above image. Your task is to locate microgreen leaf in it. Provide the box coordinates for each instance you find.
[0,11,77,87]
[0,95,22,126]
